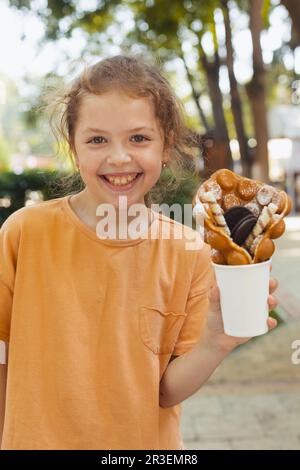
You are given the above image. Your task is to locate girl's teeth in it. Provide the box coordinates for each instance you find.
[106,174,138,185]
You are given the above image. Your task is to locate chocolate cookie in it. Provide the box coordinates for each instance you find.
[231,214,257,246]
[224,206,253,233]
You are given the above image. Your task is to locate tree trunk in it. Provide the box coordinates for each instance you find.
[245,0,269,182]
[179,52,210,132]
[281,0,300,45]
[222,0,251,177]
[199,45,233,175]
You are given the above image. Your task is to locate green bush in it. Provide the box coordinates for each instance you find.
[0,170,60,225]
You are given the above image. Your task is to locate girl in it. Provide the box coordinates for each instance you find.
[0,55,278,450]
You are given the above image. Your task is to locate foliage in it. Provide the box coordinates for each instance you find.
[0,170,58,225]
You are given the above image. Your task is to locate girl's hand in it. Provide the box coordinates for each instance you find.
[204,277,279,353]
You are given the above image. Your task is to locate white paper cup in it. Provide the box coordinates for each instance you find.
[212,259,272,337]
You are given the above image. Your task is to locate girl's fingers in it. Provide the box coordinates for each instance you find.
[268,294,278,310]
[267,316,277,330]
[269,277,278,294]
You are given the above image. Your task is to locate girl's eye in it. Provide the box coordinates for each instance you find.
[131,135,149,143]
[89,136,105,144]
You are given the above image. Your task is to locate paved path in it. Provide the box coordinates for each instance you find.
[181,217,300,450]
[271,217,300,319]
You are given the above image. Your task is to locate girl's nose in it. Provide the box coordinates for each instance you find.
[106,144,132,166]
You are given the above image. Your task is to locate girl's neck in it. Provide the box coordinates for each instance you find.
[69,190,153,240]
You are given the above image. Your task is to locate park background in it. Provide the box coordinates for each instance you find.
[0,0,299,450]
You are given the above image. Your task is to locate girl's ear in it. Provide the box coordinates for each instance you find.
[163,130,174,162]
[163,148,171,164]
[168,130,174,147]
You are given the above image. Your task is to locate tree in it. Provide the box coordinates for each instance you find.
[178,51,210,132]
[280,0,300,46]
[245,0,270,181]
[221,0,251,177]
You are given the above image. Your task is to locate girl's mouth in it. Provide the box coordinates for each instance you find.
[99,172,143,192]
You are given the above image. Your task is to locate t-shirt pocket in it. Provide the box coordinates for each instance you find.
[139,306,187,354]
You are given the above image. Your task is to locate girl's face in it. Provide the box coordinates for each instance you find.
[73,90,170,209]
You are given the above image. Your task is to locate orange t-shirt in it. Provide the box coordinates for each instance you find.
[0,195,214,450]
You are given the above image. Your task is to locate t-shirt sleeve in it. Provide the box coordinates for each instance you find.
[172,243,215,356]
[0,215,20,342]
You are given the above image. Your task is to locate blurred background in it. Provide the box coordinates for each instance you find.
[0,0,299,450]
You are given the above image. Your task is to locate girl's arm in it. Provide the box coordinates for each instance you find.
[159,280,278,408]
[0,342,8,449]
[159,330,231,408]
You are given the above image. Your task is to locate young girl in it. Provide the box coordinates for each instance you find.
[0,55,278,450]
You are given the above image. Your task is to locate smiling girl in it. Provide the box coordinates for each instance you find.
[0,55,278,450]
[69,88,169,236]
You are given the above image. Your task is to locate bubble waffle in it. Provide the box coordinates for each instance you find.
[192,169,292,265]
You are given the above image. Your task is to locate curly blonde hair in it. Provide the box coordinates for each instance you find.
[44,54,204,206]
